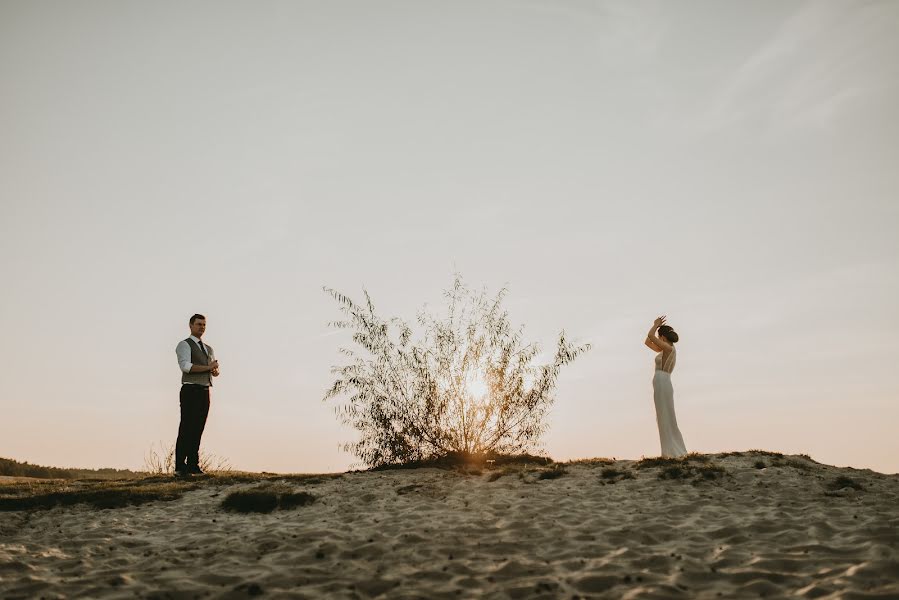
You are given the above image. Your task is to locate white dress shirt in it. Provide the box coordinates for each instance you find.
[176,335,215,381]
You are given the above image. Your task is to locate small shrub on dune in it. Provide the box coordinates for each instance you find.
[324,276,589,469]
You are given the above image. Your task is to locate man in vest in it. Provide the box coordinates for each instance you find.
[174,314,219,476]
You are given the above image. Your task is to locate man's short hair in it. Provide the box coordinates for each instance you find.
[189,314,206,325]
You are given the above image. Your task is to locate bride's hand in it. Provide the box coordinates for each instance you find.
[653,315,667,327]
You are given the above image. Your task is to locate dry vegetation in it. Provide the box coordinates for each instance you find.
[221,484,317,513]
[324,276,589,468]
[0,473,341,512]
[143,442,233,476]
[1,450,875,514]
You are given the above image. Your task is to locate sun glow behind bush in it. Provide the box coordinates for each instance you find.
[324,276,590,468]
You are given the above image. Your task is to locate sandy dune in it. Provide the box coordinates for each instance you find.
[1,453,897,599]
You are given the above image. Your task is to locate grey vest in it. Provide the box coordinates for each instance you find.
[182,338,213,387]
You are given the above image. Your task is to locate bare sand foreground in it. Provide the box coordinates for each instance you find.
[1,452,898,599]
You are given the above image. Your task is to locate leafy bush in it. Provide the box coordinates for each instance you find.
[324,276,589,468]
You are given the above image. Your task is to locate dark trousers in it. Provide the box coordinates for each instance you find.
[175,384,210,469]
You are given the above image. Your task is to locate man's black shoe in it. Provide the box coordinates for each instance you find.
[187,465,205,475]
[173,467,190,477]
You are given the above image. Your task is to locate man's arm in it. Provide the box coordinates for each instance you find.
[176,341,193,373]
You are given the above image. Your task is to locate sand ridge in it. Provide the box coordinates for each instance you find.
[1,453,898,599]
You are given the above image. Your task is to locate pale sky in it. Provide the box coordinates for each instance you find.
[2,1,897,474]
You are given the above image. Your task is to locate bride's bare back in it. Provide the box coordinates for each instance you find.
[654,346,676,373]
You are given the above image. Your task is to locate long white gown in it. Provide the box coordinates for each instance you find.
[653,347,688,457]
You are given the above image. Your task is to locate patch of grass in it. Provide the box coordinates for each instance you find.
[717,451,744,458]
[827,476,864,492]
[371,452,554,472]
[636,456,682,469]
[143,442,232,476]
[486,464,524,482]
[0,471,339,512]
[222,490,279,513]
[776,459,814,472]
[636,454,710,469]
[273,490,316,508]
[0,479,197,511]
[695,463,726,480]
[567,458,615,467]
[221,486,317,513]
[537,465,568,480]
[658,465,688,480]
[658,462,726,483]
[208,473,342,486]
[746,449,784,458]
[718,450,784,459]
[682,453,711,463]
[600,467,635,483]
[754,460,767,469]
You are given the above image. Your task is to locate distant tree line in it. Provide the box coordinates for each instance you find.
[0,457,140,480]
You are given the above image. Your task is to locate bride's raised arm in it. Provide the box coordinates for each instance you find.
[645,316,672,352]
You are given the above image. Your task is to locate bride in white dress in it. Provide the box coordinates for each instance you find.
[645,315,687,457]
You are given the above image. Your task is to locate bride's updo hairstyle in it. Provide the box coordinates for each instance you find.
[658,325,679,344]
